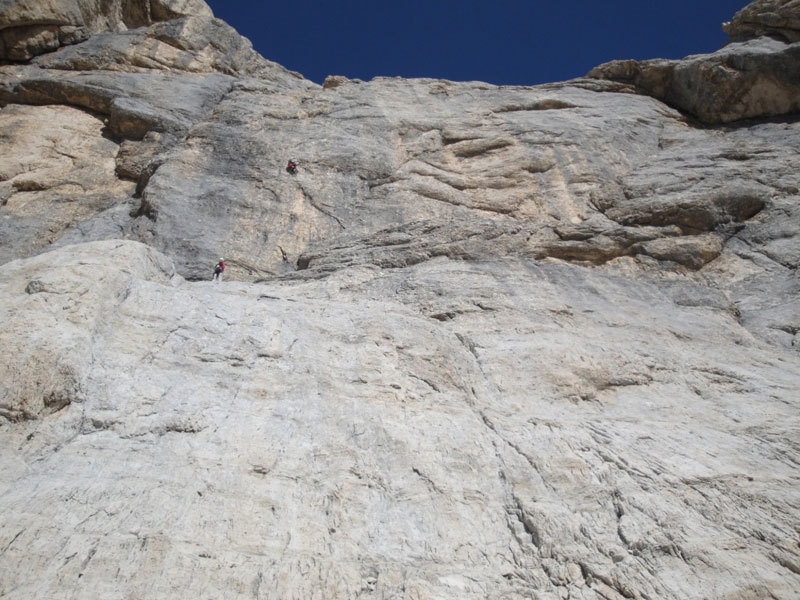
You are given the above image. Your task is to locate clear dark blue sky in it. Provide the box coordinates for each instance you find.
[205,0,748,86]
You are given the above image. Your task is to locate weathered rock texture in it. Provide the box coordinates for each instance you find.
[1,1,799,599]
[0,0,213,60]
[589,0,800,123]
[724,0,800,42]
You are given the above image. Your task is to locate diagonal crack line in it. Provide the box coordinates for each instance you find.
[299,184,345,229]
[1,530,25,555]
[408,373,441,393]
[411,466,444,494]
[455,332,480,360]
[481,412,558,495]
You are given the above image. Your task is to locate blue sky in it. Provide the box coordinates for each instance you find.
[205,0,748,86]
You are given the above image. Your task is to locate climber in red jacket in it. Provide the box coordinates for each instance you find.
[213,258,225,282]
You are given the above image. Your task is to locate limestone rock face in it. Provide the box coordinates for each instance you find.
[1,0,799,599]
[0,103,136,258]
[588,0,800,123]
[0,0,213,60]
[0,4,308,263]
[32,15,281,76]
[0,241,175,422]
[588,38,800,124]
[1,241,798,600]
[724,0,800,42]
[109,77,796,283]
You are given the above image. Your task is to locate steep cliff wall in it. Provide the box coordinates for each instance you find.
[1,1,798,599]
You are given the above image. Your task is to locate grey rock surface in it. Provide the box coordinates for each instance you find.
[0,0,213,60]
[1,0,799,598]
[0,241,798,600]
[724,0,800,42]
[587,37,800,124]
[0,240,175,421]
[0,103,136,259]
[588,0,800,124]
[32,15,285,77]
[123,77,800,283]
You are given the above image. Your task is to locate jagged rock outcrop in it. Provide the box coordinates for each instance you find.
[0,4,310,263]
[1,0,799,599]
[0,0,213,60]
[588,0,800,123]
[724,0,800,42]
